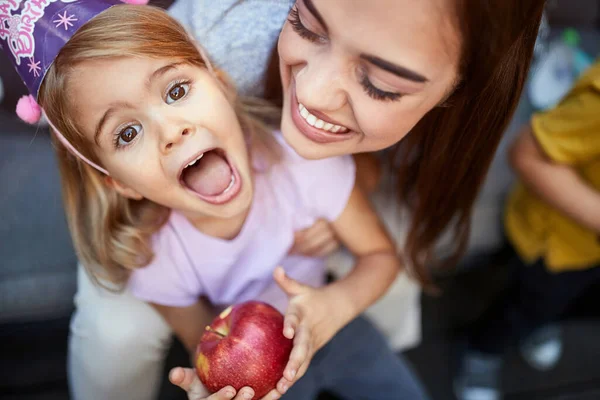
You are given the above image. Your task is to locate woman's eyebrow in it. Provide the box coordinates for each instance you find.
[360,54,429,83]
[303,0,327,30]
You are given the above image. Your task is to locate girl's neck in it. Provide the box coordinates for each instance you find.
[184,205,251,241]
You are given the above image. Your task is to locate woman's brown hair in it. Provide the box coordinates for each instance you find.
[265,1,546,286]
[395,1,546,285]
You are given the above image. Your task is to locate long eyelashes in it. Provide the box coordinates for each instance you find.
[359,72,402,102]
[288,6,322,43]
[288,6,402,102]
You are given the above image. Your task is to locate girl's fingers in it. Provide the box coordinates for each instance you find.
[170,367,207,398]
[273,267,306,296]
[283,305,301,339]
[277,341,312,395]
[283,325,310,381]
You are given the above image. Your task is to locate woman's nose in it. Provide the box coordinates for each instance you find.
[294,57,348,112]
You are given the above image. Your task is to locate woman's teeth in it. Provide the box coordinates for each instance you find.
[186,153,204,168]
[298,103,349,133]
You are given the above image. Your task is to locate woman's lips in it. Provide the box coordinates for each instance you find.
[289,82,356,145]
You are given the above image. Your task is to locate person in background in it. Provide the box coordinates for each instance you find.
[457,60,600,400]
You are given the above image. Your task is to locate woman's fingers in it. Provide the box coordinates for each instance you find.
[258,388,282,400]
[206,387,236,400]
[291,219,338,256]
[310,239,340,258]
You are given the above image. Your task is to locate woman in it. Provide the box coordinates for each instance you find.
[67,0,545,399]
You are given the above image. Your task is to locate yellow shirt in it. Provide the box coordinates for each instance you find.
[505,61,600,272]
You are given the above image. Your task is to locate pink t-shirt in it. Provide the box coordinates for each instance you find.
[128,135,356,312]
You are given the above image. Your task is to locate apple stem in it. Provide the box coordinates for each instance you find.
[206,327,226,338]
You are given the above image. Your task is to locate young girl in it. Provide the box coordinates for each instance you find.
[5,2,427,399]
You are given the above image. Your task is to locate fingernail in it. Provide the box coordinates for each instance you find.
[290,369,297,378]
[282,384,289,393]
[272,393,281,400]
[225,390,235,399]
[243,392,253,399]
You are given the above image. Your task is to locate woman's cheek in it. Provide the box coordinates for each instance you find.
[358,104,415,147]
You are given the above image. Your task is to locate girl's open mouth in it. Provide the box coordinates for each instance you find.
[179,148,242,205]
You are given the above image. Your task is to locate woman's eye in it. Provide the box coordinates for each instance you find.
[359,73,403,102]
[166,82,190,104]
[288,6,325,43]
[115,124,141,148]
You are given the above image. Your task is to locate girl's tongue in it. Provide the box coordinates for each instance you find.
[182,151,232,196]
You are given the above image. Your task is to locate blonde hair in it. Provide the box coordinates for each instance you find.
[38,5,280,287]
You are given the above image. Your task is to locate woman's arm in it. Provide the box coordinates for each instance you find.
[510,125,600,233]
[273,184,401,395]
[325,183,400,321]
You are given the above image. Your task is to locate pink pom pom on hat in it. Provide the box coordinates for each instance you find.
[16,95,42,125]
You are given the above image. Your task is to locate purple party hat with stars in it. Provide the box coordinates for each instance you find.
[1,0,147,175]
[0,0,127,99]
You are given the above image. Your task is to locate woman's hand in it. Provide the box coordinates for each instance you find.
[169,367,283,400]
[272,267,353,397]
[290,218,340,257]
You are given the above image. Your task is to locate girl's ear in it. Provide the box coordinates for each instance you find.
[103,176,143,200]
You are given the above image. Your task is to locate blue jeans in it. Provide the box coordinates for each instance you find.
[283,316,429,400]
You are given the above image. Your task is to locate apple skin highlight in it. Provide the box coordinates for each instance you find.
[196,301,293,398]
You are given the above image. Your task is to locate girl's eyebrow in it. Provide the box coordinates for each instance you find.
[94,62,184,142]
[145,62,184,91]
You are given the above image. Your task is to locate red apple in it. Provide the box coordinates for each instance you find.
[195,301,293,398]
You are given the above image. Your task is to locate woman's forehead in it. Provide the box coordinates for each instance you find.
[310,0,460,77]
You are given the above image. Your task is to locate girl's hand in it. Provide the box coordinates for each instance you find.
[272,267,353,397]
[169,367,283,400]
[290,218,340,257]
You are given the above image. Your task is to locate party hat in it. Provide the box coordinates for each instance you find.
[1,0,126,98]
[1,0,147,175]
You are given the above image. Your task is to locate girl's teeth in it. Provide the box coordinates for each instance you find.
[186,153,204,168]
[223,175,235,193]
[297,103,349,134]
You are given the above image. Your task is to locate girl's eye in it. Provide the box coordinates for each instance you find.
[166,82,190,104]
[288,6,326,43]
[115,124,141,148]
